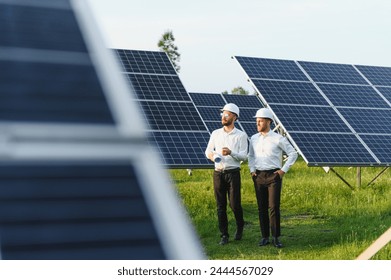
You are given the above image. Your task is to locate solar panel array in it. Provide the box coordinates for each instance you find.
[235,56,391,166]
[114,49,212,168]
[0,0,203,260]
[189,92,265,137]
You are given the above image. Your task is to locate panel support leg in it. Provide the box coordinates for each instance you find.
[367,167,389,186]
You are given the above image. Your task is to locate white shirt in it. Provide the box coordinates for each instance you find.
[248,130,298,173]
[205,127,248,171]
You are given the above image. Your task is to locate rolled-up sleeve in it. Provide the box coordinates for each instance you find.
[230,133,248,162]
[279,137,298,173]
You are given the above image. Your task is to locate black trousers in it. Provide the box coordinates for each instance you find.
[213,169,244,237]
[252,169,282,238]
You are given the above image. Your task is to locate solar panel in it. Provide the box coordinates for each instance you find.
[338,108,391,134]
[116,49,176,75]
[235,56,391,166]
[289,133,378,165]
[124,74,190,101]
[317,84,389,108]
[0,0,203,260]
[360,134,391,163]
[189,92,226,107]
[0,162,165,260]
[150,131,211,166]
[271,105,351,133]
[356,65,391,86]
[299,61,368,85]
[139,100,207,131]
[375,87,391,104]
[114,49,211,168]
[252,80,330,106]
[235,56,308,81]
[223,94,262,108]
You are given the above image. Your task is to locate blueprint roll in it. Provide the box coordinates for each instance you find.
[213,154,222,163]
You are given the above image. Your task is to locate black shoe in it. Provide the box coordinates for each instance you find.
[272,238,283,248]
[219,235,229,245]
[234,228,243,240]
[258,238,270,246]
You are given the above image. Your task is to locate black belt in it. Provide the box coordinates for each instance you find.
[256,168,279,174]
[214,168,240,174]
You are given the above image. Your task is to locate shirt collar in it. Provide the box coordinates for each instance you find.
[259,129,272,137]
[222,126,237,135]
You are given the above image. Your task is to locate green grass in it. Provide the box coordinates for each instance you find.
[170,158,391,260]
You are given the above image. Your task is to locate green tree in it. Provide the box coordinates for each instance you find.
[222,86,249,95]
[231,86,249,95]
[158,30,181,72]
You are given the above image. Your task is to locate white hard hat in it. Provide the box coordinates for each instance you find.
[254,108,274,121]
[221,103,240,117]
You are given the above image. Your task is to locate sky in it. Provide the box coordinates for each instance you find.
[85,0,391,94]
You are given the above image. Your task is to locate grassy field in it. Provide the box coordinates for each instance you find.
[170,158,391,260]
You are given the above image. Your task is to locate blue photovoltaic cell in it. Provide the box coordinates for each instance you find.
[150,131,211,167]
[356,65,391,86]
[0,3,86,52]
[253,80,329,106]
[204,121,222,132]
[375,87,391,104]
[235,57,308,81]
[289,133,377,165]
[124,74,189,101]
[359,134,391,163]
[317,84,390,108]
[238,108,258,122]
[271,105,351,133]
[299,61,368,85]
[239,122,257,136]
[0,163,165,260]
[196,107,221,121]
[0,61,114,124]
[223,94,263,108]
[189,92,225,107]
[338,108,391,134]
[0,4,114,125]
[115,49,176,75]
[139,101,206,131]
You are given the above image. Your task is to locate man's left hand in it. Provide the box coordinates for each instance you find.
[274,170,285,178]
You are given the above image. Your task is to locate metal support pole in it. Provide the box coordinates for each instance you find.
[329,167,354,190]
[357,167,361,188]
[367,167,389,186]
